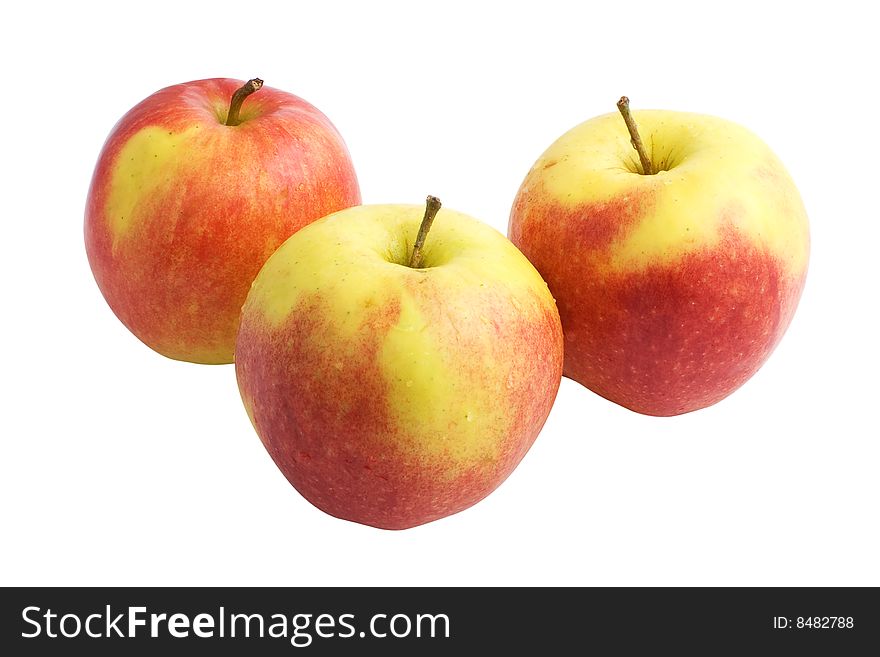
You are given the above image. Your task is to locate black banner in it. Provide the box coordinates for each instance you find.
[2,587,877,654]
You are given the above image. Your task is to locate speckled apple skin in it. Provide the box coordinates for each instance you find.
[85,78,360,364]
[236,205,564,529]
[510,111,809,416]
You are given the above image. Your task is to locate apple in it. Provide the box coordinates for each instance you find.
[235,198,563,529]
[509,98,809,416]
[85,78,360,364]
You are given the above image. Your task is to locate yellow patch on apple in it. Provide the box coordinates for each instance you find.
[532,111,809,274]
[104,125,199,249]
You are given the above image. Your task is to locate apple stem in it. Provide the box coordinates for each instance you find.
[408,196,443,269]
[616,96,654,175]
[225,78,264,126]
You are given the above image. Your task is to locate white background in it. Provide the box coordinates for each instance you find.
[2,0,878,586]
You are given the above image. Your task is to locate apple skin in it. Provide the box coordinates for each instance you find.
[235,204,563,529]
[85,78,360,364]
[509,110,809,416]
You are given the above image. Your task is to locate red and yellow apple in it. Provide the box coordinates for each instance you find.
[85,78,360,364]
[235,200,563,529]
[510,102,809,416]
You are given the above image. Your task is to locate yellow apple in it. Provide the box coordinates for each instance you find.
[235,200,563,529]
[510,100,809,416]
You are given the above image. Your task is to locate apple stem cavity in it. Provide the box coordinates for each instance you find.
[225,78,264,126]
[616,96,654,175]
[408,196,443,269]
